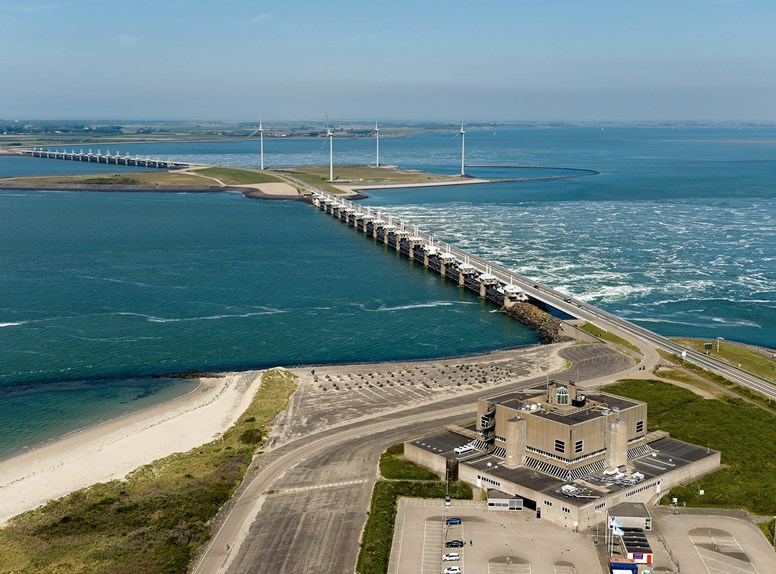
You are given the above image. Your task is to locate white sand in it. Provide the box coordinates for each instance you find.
[0,370,263,525]
[238,182,299,195]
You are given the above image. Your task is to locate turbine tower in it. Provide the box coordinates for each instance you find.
[259,118,264,170]
[373,122,380,167]
[325,117,334,182]
[247,118,265,170]
[459,120,466,177]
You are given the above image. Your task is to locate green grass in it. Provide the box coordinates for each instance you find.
[5,172,221,187]
[0,369,297,573]
[579,322,642,354]
[759,520,776,549]
[605,379,776,515]
[379,444,439,480]
[659,350,776,411]
[276,164,454,195]
[671,338,776,382]
[356,480,472,574]
[193,167,281,185]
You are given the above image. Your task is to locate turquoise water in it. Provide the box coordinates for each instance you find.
[1,126,774,458]
[0,190,534,458]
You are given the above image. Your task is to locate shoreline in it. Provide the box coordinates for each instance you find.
[0,343,543,525]
[0,370,265,525]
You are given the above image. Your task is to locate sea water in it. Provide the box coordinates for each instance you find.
[0,190,534,458]
[1,126,774,458]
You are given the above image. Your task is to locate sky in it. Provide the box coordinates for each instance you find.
[1,0,775,121]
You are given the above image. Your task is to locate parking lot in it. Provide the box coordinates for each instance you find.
[388,498,601,574]
[654,510,776,574]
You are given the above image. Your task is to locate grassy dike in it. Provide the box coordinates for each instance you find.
[0,369,297,574]
[578,322,642,355]
[356,444,472,574]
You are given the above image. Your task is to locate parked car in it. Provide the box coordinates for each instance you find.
[444,495,451,507]
[445,517,462,525]
[442,552,460,561]
[443,567,461,574]
[445,540,465,548]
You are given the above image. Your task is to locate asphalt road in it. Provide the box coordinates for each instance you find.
[192,345,629,574]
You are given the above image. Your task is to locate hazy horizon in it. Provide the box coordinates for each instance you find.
[3,0,775,122]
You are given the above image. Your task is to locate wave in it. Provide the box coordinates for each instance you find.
[357,301,477,312]
[0,322,26,328]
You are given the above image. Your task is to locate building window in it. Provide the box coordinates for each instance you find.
[556,387,569,405]
[574,440,584,454]
[636,420,645,434]
[562,506,571,514]
[595,502,606,510]
[554,439,565,453]
[544,500,553,506]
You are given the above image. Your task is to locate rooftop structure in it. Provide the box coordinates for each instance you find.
[406,382,720,529]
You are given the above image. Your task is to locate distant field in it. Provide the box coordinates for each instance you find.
[4,171,219,187]
[193,167,281,185]
[276,164,454,194]
[671,338,776,382]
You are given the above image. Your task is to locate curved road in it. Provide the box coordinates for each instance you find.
[192,345,631,574]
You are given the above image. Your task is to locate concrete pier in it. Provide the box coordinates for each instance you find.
[310,191,542,312]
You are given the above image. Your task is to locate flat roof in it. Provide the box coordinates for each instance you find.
[487,386,644,427]
[409,431,718,509]
[610,502,651,519]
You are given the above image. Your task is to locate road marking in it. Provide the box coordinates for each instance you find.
[690,535,759,574]
[554,564,575,574]
[386,511,405,574]
[422,518,444,574]
[489,562,531,574]
[269,478,368,494]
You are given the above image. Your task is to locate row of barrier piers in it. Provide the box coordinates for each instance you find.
[19,147,189,170]
[311,191,532,309]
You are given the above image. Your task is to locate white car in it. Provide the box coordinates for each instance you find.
[442,552,460,561]
[443,567,461,574]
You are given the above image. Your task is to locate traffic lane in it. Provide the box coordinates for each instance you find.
[225,421,457,574]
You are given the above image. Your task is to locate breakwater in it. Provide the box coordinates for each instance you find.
[309,191,568,342]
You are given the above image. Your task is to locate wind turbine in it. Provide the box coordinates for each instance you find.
[247,117,265,170]
[371,122,380,167]
[323,116,334,181]
[458,120,466,177]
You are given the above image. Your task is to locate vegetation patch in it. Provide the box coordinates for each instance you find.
[658,350,776,411]
[605,379,776,515]
[356,479,472,574]
[379,443,439,480]
[671,338,776,382]
[6,172,218,187]
[194,167,281,185]
[579,322,642,354]
[0,369,297,574]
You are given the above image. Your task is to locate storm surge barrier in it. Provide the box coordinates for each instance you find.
[18,147,190,170]
[309,190,580,318]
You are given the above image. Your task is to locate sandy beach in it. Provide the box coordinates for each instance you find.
[0,370,264,525]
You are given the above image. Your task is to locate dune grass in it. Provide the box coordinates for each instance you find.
[5,172,218,186]
[0,369,297,574]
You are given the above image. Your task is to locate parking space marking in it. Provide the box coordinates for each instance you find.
[489,563,532,574]
[690,537,760,574]
[422,519,444,574]
[387,511,405,574]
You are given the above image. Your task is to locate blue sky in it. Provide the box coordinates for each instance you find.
[1,0,774,121]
